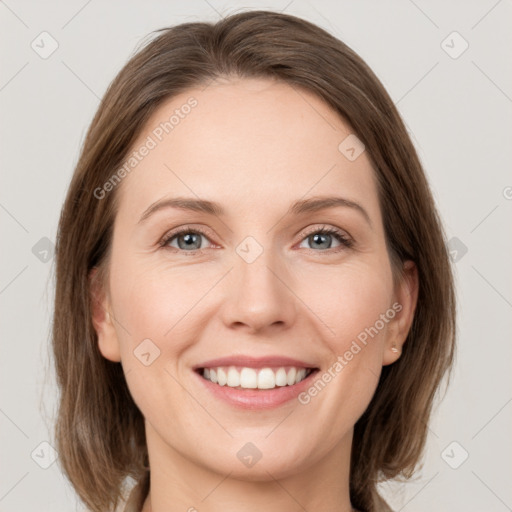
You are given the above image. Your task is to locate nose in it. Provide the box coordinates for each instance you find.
[219,246,298,335]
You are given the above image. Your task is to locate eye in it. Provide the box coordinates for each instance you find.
[160,226,214,252]
[159,225,353,254]
[297,225,353,252]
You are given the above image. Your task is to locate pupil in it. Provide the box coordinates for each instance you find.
[179,233,200,250]
[312,233,330,249]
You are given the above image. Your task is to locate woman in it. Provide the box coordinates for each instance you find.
[51,10,456,512]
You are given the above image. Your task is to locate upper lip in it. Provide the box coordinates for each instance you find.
[193,355,318,370]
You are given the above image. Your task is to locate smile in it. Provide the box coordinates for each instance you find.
[193,355,320,409]
[199,366,314,390]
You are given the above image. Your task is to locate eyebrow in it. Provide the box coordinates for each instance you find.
[138,195,372,227]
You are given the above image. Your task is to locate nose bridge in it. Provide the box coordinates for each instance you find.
[222,234,296,332]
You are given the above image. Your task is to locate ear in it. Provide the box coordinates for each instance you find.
[89,267,121,362]
[382,260,419,366]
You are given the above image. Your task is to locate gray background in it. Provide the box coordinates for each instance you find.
[1,0,511,510]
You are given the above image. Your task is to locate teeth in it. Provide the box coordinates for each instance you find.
[227,367,240,387]
[275,368,287,387]
[287,367,297,385]
[217,368,227,386]
[240,367,257,389]
[258,368,275,389]
[201,366,312,390]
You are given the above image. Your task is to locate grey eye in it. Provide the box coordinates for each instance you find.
[169,232,206,250]
[298,230,344,251]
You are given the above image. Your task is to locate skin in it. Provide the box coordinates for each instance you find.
[91,77,418,512]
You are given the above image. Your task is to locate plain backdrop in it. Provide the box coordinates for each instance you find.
[1,1,511,511]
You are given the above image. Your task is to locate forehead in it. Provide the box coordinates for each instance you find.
[116,77,379,222]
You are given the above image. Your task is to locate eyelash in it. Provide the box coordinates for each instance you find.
[159,224,354,254]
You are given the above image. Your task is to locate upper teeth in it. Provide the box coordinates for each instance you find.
[202,366,311,389]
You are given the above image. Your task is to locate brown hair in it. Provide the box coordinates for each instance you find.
[51,9,456,512]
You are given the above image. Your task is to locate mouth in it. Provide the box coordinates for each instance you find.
[195,365,318,390]
[192,355,320,409]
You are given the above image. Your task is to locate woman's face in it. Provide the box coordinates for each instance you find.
[92,77,417,480]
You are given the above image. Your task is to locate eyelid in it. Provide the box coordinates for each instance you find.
[159,223,354,252]
[298,224,352,242]
[295,224,354,251]
[158,224,217,249]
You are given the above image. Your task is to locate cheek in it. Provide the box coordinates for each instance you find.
[295,266,393,432]
[298,258,394,355]
[111,247,394,360]
[110,258,206,347]
[108,263,199,416]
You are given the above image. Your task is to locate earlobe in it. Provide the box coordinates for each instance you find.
[382,340,402,366]
[382,260,419,366]
[89,267,121,362]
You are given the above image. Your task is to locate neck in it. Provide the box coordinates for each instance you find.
[141,422,356,512]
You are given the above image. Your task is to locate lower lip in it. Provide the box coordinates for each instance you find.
[194,369,319,410]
